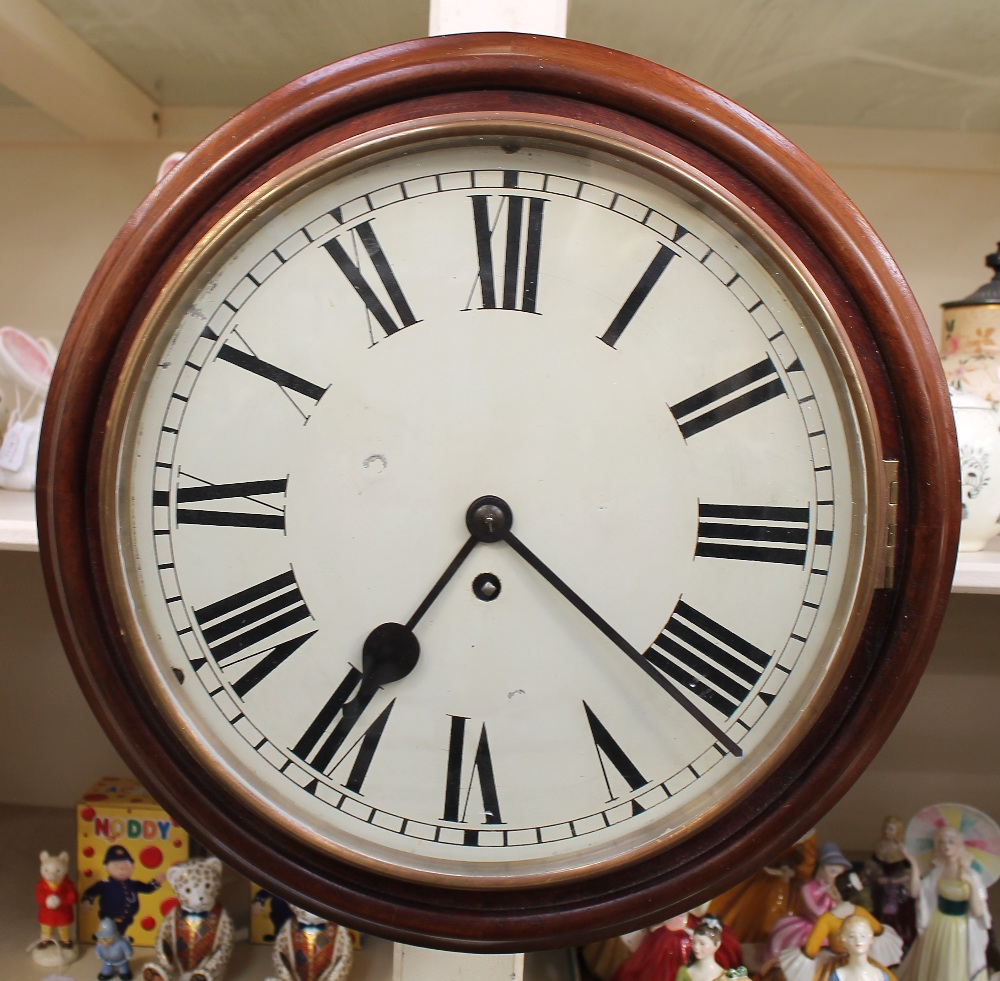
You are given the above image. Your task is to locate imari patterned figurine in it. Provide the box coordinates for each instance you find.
[142,857,233,981]
[267,903,354,981]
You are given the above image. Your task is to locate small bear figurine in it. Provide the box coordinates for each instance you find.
[30,849,79,966]
[267,902,354,981]
[142,857,233,981]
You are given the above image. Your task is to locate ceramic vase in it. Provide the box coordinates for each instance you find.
[940,244,1000,406]
[952,388,1000,551]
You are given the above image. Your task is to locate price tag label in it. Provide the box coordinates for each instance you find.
[0,420,31,472]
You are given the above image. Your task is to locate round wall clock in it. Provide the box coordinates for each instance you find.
[38,34,959,950]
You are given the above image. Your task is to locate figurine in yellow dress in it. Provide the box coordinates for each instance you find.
[818,914,897,981]
[764,870,902,981]
[708,832,817,946]
[897,826,990,981]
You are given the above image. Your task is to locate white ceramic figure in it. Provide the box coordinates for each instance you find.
[0,325,54,490]
[829,914,896,981]
[675,918,747,981]
[898,825,991,981]
[141,857,233,981]
[266,903,354,981]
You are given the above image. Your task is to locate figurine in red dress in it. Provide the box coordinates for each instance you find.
[612,913,693,981]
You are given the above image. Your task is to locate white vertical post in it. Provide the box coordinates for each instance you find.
[429,0,568,37]
[394,944,525,981]
[394,7,565,977]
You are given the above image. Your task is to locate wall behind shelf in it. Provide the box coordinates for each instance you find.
[1,123,998,848]
[816,593,1000,848]
[0,550,127,805]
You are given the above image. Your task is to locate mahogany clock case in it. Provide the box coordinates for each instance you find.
[36,34,959,950]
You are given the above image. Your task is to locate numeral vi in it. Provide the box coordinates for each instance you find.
[443,715,503,842]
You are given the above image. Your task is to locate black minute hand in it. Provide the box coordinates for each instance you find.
[502,528,743,758]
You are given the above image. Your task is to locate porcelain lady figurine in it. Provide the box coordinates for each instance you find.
[708,832,817,949]
[864,817,917,952]
[820,914,898,981]
[674,920,747,981]
[612,912,693,981]
[768,842,852,958]
[897,826,990,981]
[593,910,742,981]
[766,870,902,981]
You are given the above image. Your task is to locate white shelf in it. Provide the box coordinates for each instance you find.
[2,490,997,594]
[952,535,1000,593]
[0,489,37,551]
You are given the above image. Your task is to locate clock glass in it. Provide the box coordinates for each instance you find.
[105,116,879,887]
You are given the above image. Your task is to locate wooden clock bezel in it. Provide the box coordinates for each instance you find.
[37,34,959,951]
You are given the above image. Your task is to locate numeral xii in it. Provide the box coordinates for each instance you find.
[470,178,546,314]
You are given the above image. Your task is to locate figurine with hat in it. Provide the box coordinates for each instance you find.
[95,916,134,980]
[767,842,854,958]
[82,843,164,939]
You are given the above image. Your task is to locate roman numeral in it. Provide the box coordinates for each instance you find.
[598,244,678,348]
[292,669,395,795]
[468,187,546,314]
[442,716,502,836]
[213,336,326,401]
[205,327,327,422]
[670,356,786,438]
[584,703,648,809]
[171,474,287,529]
[192,570,314,697]
[643,601,771,717]
[323,221,418,337]
[697,503,810,566]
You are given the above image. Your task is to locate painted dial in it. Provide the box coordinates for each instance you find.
[110,121,874,885]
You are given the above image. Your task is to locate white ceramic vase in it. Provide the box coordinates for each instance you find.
[952,387,1000,551]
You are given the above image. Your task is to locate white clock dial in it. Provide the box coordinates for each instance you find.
[110,119,875,884]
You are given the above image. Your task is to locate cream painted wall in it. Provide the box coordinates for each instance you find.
[0,142,174,344]
[0,126,997,864]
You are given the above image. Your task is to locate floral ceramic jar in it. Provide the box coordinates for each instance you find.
[951,388,1000,551]
[941,244,1000,406]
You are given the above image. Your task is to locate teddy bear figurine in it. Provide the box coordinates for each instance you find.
[142,857,233,981]
[266,902,354,981]
[29,848,79,966]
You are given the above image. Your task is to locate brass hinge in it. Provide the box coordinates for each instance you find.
[879,459,900,589]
